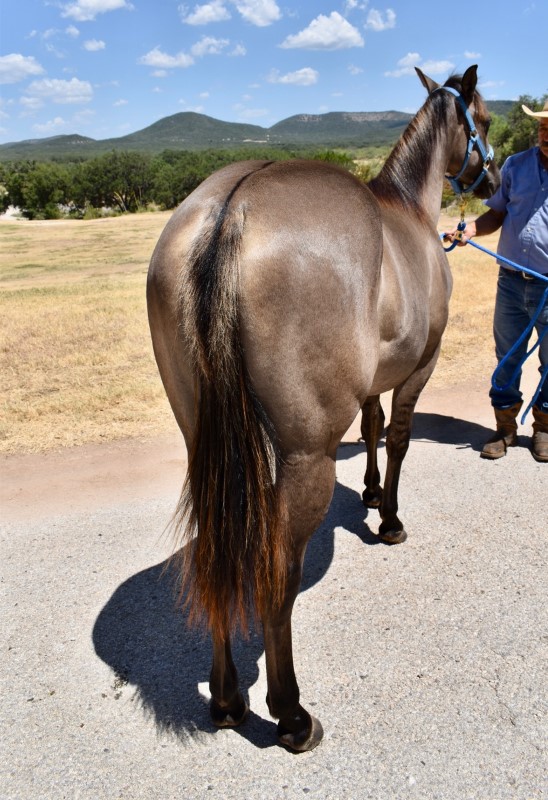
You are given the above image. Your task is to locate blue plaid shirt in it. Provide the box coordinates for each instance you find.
[485,146,548,276]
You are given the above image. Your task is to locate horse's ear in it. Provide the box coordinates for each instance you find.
[415,67,440,94]
[460,65,478,103]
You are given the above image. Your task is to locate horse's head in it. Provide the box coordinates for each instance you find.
[416,65,501,199]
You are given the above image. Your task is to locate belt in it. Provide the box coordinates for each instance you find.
[501,267,547,281]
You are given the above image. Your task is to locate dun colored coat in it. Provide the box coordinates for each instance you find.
[147,66,500,751]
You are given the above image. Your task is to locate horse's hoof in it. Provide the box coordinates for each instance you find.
[378,528,407,544]
[362,487,382,509]
[278,715,324,753]
[210,695,249,728]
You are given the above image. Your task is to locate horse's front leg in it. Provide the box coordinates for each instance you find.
[361,395,385,509]
[379,349,440,544]
[209,634,249,728]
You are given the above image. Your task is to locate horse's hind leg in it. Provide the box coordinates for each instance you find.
[209,635,249,728]
[361,395,385,509]
[262,453,336,752]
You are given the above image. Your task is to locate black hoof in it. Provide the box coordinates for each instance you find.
[210,694,249,728]
[362,487,382,509]
[278,715,323,753]
[378,527,407,544]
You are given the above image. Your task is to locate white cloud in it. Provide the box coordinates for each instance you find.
[179,101,206,113]
[66,25,80,37]
[190,36,229,56]
[348,64,363,75]
[419,59,454,76]
[83,39,106,51]
[464,51,481,59]
[234,0,281,27]
[113,98,128,106]
[23,77,94,105]
[32,116,67,135]
[384,53,454,78]
[230,44,246,56]
[345,0,368,9]
[180,1,231,24]
[280,12,363,50]
[479,80,505,90]
[152,70,168,78]
[181,0,280,26]
[20,95,44,112]
[268,67,319,86]
[73,108,95,124]
[235,106,270,119]
[139,47,194,69]
[0,54,45,84]
[365,8,396,31]
[61,0,133,22]
[46,43,67,59]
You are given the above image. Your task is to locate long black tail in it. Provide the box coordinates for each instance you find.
[173,180,288,639]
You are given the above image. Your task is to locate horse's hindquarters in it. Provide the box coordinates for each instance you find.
[234,160,384,455]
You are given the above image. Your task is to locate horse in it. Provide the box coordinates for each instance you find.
[146,65,500,752]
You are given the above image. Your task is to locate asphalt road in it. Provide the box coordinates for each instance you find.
[2,383,547,800]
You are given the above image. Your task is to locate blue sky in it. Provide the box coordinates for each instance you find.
[0,0,546,145]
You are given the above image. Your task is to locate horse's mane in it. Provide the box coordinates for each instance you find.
[369,74,488,216]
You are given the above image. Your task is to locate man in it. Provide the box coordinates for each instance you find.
[452,99,548,462]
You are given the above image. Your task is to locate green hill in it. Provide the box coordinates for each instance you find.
[0,102,514,162]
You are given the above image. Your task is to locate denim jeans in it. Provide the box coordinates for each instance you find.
[489,267,548,412]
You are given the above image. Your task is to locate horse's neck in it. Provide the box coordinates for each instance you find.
[371,106,454,225]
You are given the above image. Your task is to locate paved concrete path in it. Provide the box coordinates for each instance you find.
[2,380,547,800]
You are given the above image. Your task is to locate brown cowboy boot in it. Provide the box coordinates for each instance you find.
[481,402,522,459]
[531,407,548,462]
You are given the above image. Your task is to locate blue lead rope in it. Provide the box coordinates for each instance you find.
[440,231,548,424]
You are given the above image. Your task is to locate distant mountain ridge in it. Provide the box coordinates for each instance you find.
[0,102,514,161]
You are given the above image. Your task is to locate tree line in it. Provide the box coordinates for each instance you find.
[0,95,544,220]
[0,147,360,220]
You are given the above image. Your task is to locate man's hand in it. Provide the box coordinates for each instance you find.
[443,220,477,246]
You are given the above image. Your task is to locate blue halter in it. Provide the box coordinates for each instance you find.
[434,86,494,195]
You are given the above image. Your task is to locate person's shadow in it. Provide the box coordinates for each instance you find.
[410,411,523,450]
[338,410,510,454]
[92,410,495,747]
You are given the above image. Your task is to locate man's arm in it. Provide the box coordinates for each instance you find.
[464,207,506,239]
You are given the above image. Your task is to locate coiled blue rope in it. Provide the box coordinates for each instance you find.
[440,230,548,424]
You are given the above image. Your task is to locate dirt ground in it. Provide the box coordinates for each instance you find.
[1,367,539,526]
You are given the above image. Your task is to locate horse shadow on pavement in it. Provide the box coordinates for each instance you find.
[92,410,496,749]
[92,473,380,749]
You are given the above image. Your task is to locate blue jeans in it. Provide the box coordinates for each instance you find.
[489,268,548,412]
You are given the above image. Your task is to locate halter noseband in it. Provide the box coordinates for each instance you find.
[434,86,494,195]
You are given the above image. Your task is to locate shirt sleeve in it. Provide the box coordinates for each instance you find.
[484,156,512,213]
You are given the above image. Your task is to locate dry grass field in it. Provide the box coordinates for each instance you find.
[0,210,501,456]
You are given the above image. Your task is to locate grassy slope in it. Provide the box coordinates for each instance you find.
[0,211,500,455]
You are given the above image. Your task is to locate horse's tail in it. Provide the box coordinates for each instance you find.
[174,189,287,640]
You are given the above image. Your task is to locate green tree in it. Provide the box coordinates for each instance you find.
[3,160,70,219]
[75,151,154,213]
[490,95,547,163]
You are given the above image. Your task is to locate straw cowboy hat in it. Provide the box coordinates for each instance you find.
[522,99,548,118]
